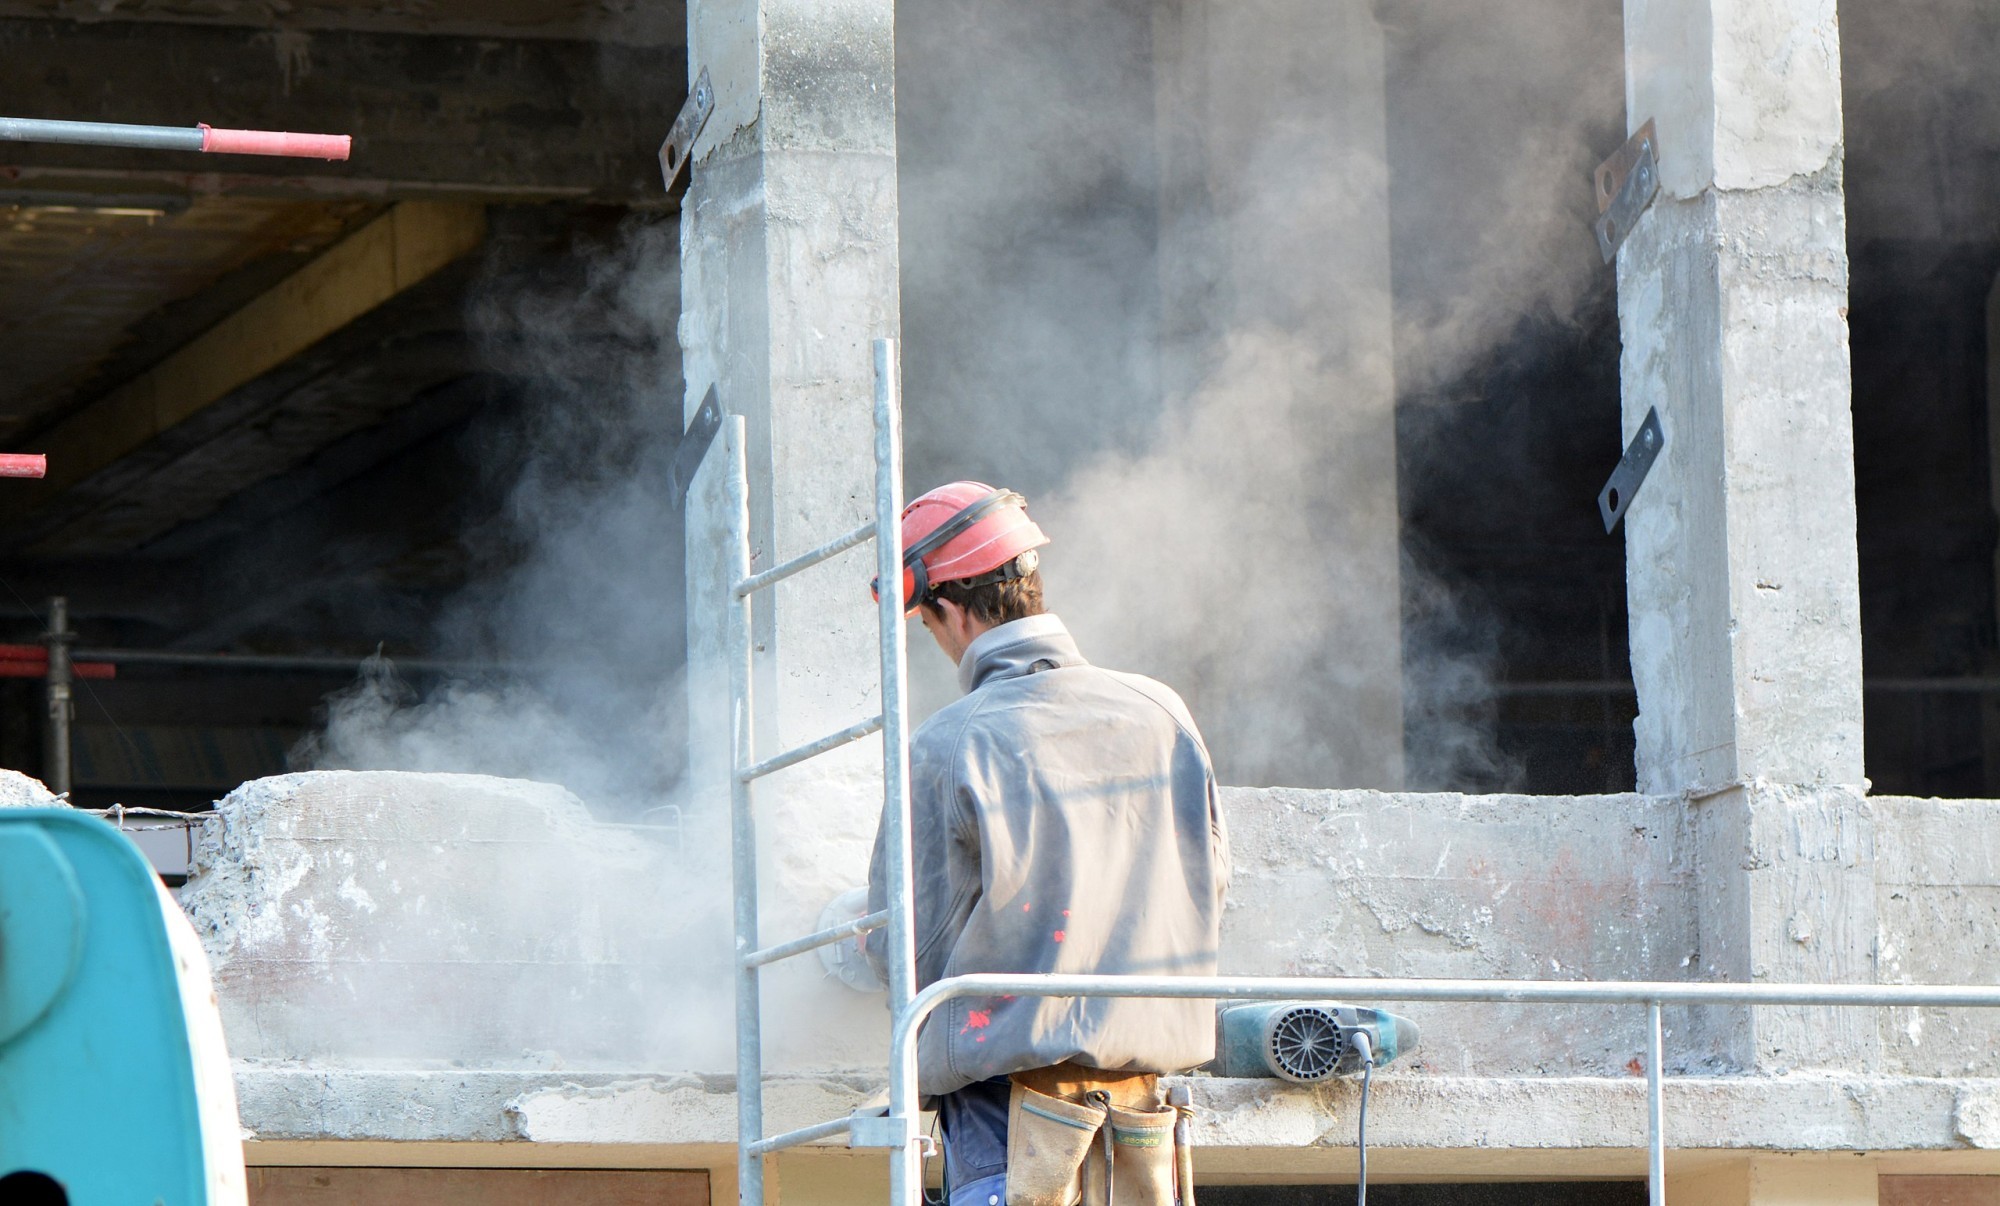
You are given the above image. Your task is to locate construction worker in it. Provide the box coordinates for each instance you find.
[865,481,1230,1206]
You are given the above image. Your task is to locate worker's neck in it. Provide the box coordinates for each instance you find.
[923,600,994,665]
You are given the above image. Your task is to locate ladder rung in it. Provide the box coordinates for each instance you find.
[743,909,890,969]
[745,1114,855,1156]
[736,520,877,597]
[738,714,883,782]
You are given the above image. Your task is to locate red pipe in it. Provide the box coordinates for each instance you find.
[0,454,46,479]
[199,123,350,161]
[0,644,114,679]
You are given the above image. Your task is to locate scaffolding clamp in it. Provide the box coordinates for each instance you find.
[1593,119,1659,262]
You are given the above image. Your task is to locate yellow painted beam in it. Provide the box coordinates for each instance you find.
[26,200,486,498]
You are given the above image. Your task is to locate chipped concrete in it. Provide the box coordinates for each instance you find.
[1617,0,1862,797]
[1876,797,2000,1078]
[180,771,729,1069]
[1956,1087,2000,1150]
[230,1064,2000,1161]
[0,769,58,806]
[1221,788,1695,1075]
[182,773,2000,1163]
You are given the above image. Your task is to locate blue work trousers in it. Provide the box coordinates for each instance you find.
[939,1077,1012,1206]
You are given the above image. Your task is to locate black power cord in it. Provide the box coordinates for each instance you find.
[1352,1031,1376,1206]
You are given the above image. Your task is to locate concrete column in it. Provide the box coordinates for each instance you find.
[1145,0,1404,789]
[680,0,900,1069]
[1617,0,1876,1076]
[1617,0,1863,796]
[1668,1155,1879,1206]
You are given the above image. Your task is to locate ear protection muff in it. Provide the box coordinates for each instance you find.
[871,489,1026,611]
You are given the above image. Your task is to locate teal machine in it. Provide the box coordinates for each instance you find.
[0,808,245,1205]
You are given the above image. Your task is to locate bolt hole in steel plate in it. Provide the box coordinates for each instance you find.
[0,825,85,1046]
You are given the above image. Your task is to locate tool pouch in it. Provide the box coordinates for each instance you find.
[1078,1101,1178,1206]
[1005,1083,1108,1206]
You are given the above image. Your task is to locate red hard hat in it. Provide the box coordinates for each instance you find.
[872,480,1049,612]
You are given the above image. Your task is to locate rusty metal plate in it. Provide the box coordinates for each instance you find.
[1593,119,1660,262]
[658,67,714,191]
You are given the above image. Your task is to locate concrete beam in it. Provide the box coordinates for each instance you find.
[0,1,682,45]
[233,1064,2000,1162]
[0,201,484,544]
[0,17,678,204]
[1615,0,1862,796]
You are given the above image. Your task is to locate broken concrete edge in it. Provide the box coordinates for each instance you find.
[0,769,61,807]
[229,1065,2000,1154]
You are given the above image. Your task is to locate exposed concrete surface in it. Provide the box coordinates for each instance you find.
[232,1065,2000,1156]
[1877,797,2000,1078]
[1956,1088,2000,1150]
[1616,0,1862,797]
[0,769,58,806]
[678,0,903,1073]
[180,771,727,1069]
[183,776,2000,1154]
[1689,782,1879,1074]
[1625,0,1842,198]
[1221,788,1693,1074]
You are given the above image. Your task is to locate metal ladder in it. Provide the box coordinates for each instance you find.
[719,337,925,1206]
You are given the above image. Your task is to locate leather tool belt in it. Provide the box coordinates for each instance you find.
[1002,1063,1190,1206]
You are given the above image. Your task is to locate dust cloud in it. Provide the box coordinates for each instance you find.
[899,0,1626,789]
[283,213,736,1070]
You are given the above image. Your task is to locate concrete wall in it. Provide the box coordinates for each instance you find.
[184,774,1694,1079]
[1223,788,1692,1076]
[180,772,730,1069]
[1875,797,2000,1078]
[177,773,2000,1166]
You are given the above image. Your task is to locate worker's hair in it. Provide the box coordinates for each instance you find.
[924,567,1045,627]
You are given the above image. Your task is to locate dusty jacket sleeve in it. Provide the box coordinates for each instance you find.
[864,720,973,987]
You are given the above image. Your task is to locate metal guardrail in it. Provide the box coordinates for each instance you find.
[851,973,2000,1206]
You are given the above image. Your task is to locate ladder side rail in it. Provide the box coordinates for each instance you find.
[722,416,769,1206]
[872,338,926,1206]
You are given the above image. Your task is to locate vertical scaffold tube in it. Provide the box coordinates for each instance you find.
[43,596,73,798]
[1647,1001,1665,1206]
[874,339,923,1206]
[725,418,766,1206]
